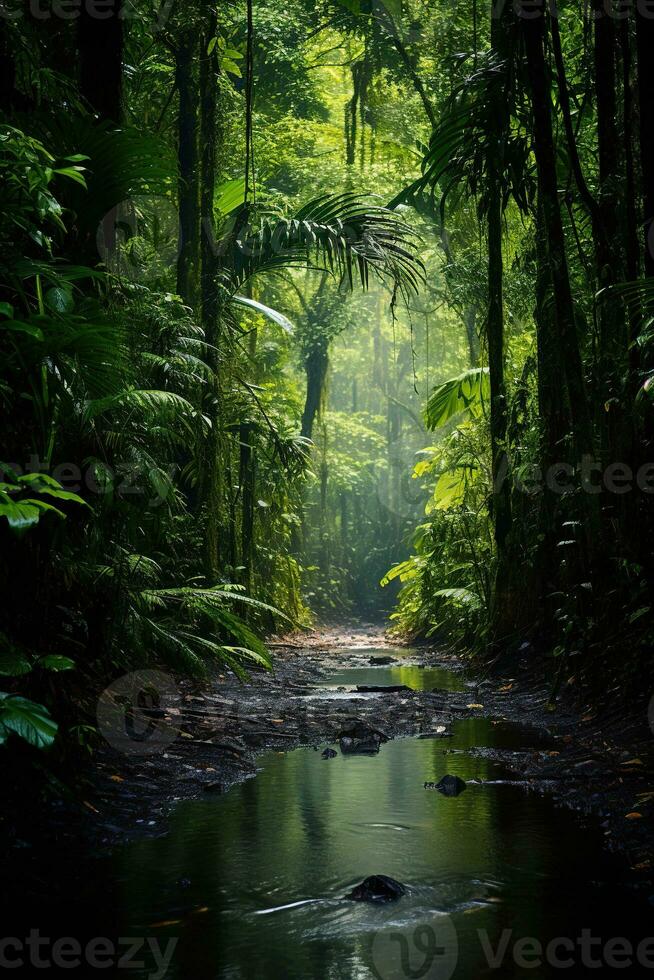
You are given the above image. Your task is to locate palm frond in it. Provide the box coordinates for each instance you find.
[222,193,423,299]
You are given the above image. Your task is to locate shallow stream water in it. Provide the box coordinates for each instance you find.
[101,653,652,978]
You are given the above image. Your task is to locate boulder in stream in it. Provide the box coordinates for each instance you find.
[368,656,396,665]
[346,875,406,903]
[425,774,467,797]
[321,748,337,759]
[338,720,388,755]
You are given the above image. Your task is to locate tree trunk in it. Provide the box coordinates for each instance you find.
[636,7,654,276]
[175,33,200,307]
[521,6,594,459]
[486,6,513,636]
[464,306,479,368]
[301,344,329,440]
[78,0,123,122]
[239,422,255,592]
[593,2,626,392]
[200,11,220,354]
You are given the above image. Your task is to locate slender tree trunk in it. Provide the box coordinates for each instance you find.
[301,344,329,440]
[201,11,220,353]
[521,6,594,459]
[175,33,200,307]
[534,196,569,606]
[619,18,639,284]
[487,4,513,635]
[636,7,654,276]
[240,422,255,592]
[78,0,123,122]
[593,2,627,394]
[464,306,479,368]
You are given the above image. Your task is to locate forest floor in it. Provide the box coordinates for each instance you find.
[8,625,654,904]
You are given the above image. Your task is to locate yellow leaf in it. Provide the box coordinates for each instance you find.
[109,775,124,783]
[467,703,484,710]
[625,812,643,820]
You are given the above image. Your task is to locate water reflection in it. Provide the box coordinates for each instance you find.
[111,692,648,979]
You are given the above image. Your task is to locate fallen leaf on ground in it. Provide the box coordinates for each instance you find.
[467,703,484,710]
[109,775,124,783]
[625,812,643,820]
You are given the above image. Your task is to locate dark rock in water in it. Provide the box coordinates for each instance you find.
[346,875,406,903]
[356,685,411,694]
[321,748,337,759]
[368,656,395,665]
[338,720,388,755]
[203,781,224,793]
[424,774,467,796]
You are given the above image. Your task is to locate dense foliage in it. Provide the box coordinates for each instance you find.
[1,0,653,760]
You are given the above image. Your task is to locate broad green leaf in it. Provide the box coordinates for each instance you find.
[215,177,247,215]
[0,694,58,748]
[1,319,44,340]
[45,286,74,313]
[424,367,490,430]
[381,559,417,587]
[54,166,88,187]
[0,649,32,676]
[431,466,476,511]
[38,655,76,672]
[0,499,41,530]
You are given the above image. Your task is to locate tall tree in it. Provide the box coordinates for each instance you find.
[636,6,654,276]
[487,0,513,633]
[174,31,201,306]
[78,0,123,121]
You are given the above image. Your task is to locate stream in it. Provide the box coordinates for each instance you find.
[13,651,653,978]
